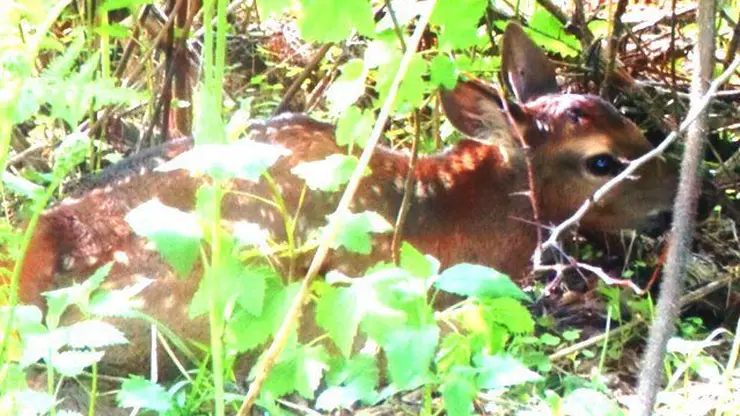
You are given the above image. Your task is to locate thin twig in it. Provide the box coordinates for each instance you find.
[391,111,421,263]
[272,43,332,116]
[235,3,438,414]
[635,0,718,413]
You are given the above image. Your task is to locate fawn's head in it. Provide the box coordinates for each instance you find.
[441,23,676,233]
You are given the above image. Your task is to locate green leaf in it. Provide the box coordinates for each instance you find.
[336,106,374,148]
[435,263,529,301]
[326,211,393,254]
[291,154,367,192]
[525,9,580,57]
[376,54,429,112]
[430,55,458,90]
[43,263,112,329]
[2,172,43,200]
[189,243,270,319]
[117,375,173,413]
[384,325,439,388]
[261,345,329,399]
[157,140,290,182]
[562,388,624,416]
[399,242,438,278]
[316,354,379,410]
[436,333,473,374]
[475,354,542,389]
[125,200,202,278]
[51,350,105,377]
[430,0,488,50]
[327,59,368,114]
[12,391,55,416]
[315,286,362,357]
[478,297,535,335]
[442,367,477,416]
[299,0,375,42]
[66,320,128,349]
[225,281,298,353]
[88,279,153,318]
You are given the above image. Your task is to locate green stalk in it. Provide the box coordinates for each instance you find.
[208,183,225,416]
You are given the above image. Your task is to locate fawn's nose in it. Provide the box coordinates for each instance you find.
[642,210,673,236]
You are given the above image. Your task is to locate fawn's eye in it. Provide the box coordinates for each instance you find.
[566,107,584,123]
[585,154,623,176]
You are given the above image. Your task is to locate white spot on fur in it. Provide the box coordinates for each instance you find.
[415,181,427,199]
[393,176,404,191]
[104,185,113,193]
[371,185,381,195]
[86,256,98,266]
[438,170,454,189]
[62,256,75,271]
[113,250,130,265]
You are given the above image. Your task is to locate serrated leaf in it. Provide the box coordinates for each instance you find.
[336,106,374,148]
[291,154,366,192]
[156,140,289,182]
[325,211,392,254]
[327,59,367,114]
[51,350,105,377]
[299,0,375,42]
[479,297,535,335]
[442,367,477,416]
[376,54,429,112]
[117,375,173,412]
[2,172,43,200]
[261,345,329,399]
[125,200,202,278]
[435,263,529,301]
[88,279,153,317]
[189,243,269,318]
[66,320,128,349]
[316,354,379,410]
[524,9,580,57]
[399,242,438,278]
[384,325,439,389]
[436,332,473,374]
[315,286,362,357]
[430,55,458,89]
[12,390,55,416]
[44,263,113,329]
[430,0,488,50]
[475,354,542,389]
[562,388,624,416]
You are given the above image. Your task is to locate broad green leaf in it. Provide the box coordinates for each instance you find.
[327,59,368,114]
[125,200,202,278]
[562,388,624,416]
[399,242,439,278]
[157,140,290,182]
[43,263,112,329]
[336,106,374,148]
[189,242,269,318]
[292,154,367,192]
[100,0,154,13]
[524,9,580,57]
[66,320,128,349]
[88,279,153,318]
[117,375,173,413]
[475,354,542,389]
[430,0,488,50]
[376,54,429,112]
[478,297,535,335]
[12,391,55,416]
[261,345,329,399]
[316,354,379,410]
[299,0,375,42]
[436,332,473,374]
[2,172,43,200]
[225,281,298,353]
[326,211,392,254]
[442,367,477,416]
[19,328,67,368]
[435,263,529,301]
[430,55,458,90]
[51,350,105,377]
[315,286,362,357]
[384,325,439,388]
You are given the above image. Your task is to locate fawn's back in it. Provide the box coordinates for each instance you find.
[12,23,676,377]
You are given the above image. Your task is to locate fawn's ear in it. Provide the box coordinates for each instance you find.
[501,22,558,102]
[440,78,525,143]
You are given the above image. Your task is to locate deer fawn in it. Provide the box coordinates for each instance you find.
[9,23,675,378]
